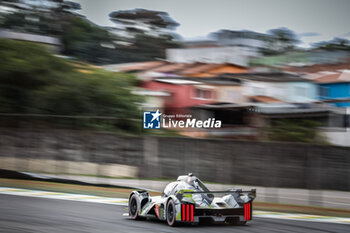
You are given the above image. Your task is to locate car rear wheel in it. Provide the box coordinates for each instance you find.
[166,199,177,227]
[129,194,142,220]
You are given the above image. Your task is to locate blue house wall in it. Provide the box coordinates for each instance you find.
[319,82,350,107]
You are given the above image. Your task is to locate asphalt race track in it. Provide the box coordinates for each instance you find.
[0,194,348,233]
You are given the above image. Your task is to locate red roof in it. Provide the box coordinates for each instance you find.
[110,61,245,76]
[118,61,166,72]
[313,70,350,84]
[250,96,281,103]
[149,63,194,73]
[284,58,350,73]
[176,63,223,76]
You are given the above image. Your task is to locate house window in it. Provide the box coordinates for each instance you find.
[319,86,329,97]
[344,114,350,128]
[193,88,212,100]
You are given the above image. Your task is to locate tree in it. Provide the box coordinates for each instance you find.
[1,3,182,64]
[0,38,71,113]
[109,8,181,61]
[109,8,179,34]
[313,38,350,51]
[61,16,117,64]
[0,0,81,35]
[267,27,300,53]
[0,39,142,131]
[0,0,124,64]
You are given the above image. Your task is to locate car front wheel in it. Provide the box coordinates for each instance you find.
[129,194,142,220]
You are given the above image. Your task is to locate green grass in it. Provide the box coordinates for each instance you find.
[0,178,160,198]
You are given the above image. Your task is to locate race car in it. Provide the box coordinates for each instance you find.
[128,173,256,226]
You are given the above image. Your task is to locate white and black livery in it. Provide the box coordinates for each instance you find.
[128,173,256,226]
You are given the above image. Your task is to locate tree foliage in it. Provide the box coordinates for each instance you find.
[268,27,300,47]
[267,119,327,144]
[0,39,141,131]
[61,16,118,63]
[0,3,181,64]
[109,8,181,61]
[109,8,179,31]
[313,38,350,51]
[262,27,301,55]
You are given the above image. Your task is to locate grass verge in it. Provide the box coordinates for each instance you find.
[0,178,160,198]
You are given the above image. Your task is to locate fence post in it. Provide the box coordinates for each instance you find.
[143,137,159,178]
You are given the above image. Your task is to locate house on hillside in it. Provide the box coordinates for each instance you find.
[141,75,263,115]
[141,78,217,115]
[131,88,170,110]
[167,30,272,66]
[222,72,318,103]
[304,70,350,146]
[191,102,336,139]
[166,47,253,67]
[103,61,248,79]
[138,72,344,141]
[175,63,247,77]
[307,70,350,107]
[103,61,166,73]
[184,72,320,139]
[140,72,318,115]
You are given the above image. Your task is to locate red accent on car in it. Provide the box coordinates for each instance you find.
[248,203,250,220]
[182,204,195,222]
[190,204,194,222]
[244,202,252,221]
[182,204,185,221]
[155,205,160,218]
[187,204,189,221]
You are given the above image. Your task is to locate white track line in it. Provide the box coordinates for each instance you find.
[0,187,128,206]
[254,211,350,224]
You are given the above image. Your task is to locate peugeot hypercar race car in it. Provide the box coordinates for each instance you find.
[128,173,256,226]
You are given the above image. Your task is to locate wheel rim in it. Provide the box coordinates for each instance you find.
[167,202,174,224]
[130,197,137,217]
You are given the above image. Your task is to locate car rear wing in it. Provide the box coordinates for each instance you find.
[177,189,256,202]
[182,189,256,195]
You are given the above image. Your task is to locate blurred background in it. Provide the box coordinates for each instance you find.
[0,0,350,214]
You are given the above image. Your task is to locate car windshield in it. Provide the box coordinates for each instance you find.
[177,178,213,206]
[176,177,210,192]
[192,178,210,192]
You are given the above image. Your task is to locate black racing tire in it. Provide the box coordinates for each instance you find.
[129,194,143,220]
[166,199,178,227]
